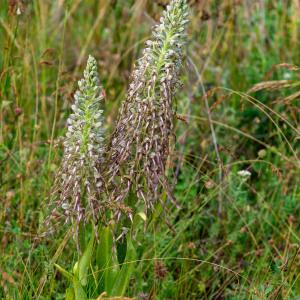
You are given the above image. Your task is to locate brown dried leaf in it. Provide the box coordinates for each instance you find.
[275,63,300,72]
[176,114,188,124]
[275,90,300,104]
[39,60,54,66]
[1,272,15,285]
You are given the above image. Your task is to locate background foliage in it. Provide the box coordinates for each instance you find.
[0,0,299,299]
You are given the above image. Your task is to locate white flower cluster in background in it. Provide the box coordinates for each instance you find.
[238,170,252,178]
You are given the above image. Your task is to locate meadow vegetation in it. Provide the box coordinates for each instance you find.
[0,0,299,299]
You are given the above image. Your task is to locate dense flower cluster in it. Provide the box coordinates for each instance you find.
[108,0,189,210]
[47,56,106,234]
[46,0,189,237]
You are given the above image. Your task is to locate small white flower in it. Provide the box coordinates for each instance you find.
[16,7,22,15]
[283,72,292,80]
[61,203,70,210]
[238,170,251,178]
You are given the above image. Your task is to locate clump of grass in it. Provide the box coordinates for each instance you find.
[108,0,189,210]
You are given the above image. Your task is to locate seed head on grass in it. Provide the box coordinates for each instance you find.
[108,0,189,210]
[47,55,106,237]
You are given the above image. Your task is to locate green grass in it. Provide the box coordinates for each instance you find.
[0,1,299,299]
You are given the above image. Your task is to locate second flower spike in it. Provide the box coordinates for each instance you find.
[108,0,189,210]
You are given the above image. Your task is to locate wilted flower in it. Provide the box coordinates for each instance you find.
[108,0,189,210]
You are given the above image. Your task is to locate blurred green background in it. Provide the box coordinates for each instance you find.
[0,0,299,299]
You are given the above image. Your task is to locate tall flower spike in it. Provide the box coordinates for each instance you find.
[48,55,105,239]
[108,0,189,211]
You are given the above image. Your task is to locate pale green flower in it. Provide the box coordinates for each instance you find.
[48,55,105,234]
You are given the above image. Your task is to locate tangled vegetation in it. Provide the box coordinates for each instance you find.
[0,0,299,299]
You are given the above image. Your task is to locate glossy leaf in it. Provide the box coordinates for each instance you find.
[78,230,95,286]
[96,226,118,295]
[73,277,88,300]
[132,211,147,230]
[111,235,136,296]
